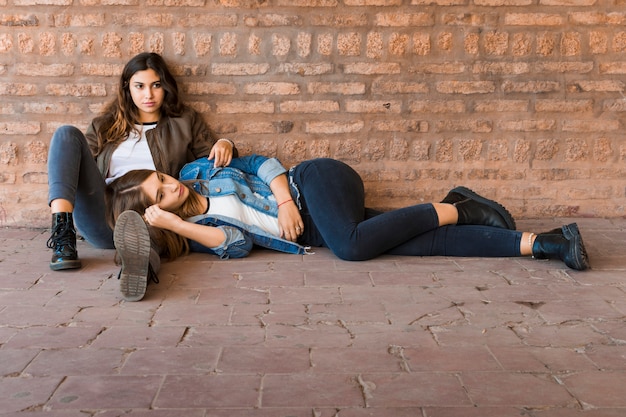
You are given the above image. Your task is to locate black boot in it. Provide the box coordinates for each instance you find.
[532,223,590,271]
[441,186,516,230]
[46,213,82,271]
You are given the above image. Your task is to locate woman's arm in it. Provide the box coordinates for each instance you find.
[144,204,226,248]
[270,174,304,242]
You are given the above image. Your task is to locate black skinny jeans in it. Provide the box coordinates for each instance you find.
[291,158,522,261]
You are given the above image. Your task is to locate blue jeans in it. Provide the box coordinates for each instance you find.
[291,158,522,261]
[47,125,114,249]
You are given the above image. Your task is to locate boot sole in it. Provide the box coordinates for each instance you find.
[562,223,591,271]
[50,259,82,271]
[114,211,151,302]
[449,186,517,230]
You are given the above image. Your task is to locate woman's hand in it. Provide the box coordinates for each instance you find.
[278,200,304,242]
[143,204,183,231]
[209,138,234,167]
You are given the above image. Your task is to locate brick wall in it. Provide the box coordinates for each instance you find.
[1,1,625,228]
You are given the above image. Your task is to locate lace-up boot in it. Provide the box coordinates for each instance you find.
[441,186,516,230]
[532,223,590,271]
[47,212,82,271]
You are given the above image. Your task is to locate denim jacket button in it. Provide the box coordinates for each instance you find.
[263,205,270,211]
[215,187,221,192]
[240,193,246,199]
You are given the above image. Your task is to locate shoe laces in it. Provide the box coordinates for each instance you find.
[46,221,76,251]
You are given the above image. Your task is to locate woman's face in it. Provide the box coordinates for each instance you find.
[141,172,189,212]
[128,69,164,123]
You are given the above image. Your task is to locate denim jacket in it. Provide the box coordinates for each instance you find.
[179,155,310,259]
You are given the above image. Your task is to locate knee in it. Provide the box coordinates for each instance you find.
[51,125,84,144]
[330,245,370,262]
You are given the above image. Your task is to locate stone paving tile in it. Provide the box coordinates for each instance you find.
[0,219,625,415]
[155,374,261,408]
[47,375,162,410]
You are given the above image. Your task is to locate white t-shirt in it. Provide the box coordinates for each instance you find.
[208,194,281,237]
[105,122,157,184]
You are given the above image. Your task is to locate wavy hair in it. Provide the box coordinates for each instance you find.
[96,52,184,153]
[105,169,206,260]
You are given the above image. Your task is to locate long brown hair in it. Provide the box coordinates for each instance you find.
[105,169,206,260]
[95,52,184,154]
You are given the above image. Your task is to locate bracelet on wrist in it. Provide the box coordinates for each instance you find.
[278,199,293,208]
[217,138,235,148]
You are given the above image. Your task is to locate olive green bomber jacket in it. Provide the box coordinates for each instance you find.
[86,107,232,179]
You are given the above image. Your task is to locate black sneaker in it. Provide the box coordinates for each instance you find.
[114,210,153,301]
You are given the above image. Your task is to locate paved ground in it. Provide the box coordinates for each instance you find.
[0,218,625,416]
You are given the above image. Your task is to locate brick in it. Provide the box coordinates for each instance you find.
[180,14,237,27]
[570,12,626,25]
[0,142,18,164]
[412,32,430,55]
[216,101,274,114]
[409,62,465,74]
[305,120,364,134]
[23,102,84,115]
[0,122,40,135]
[45,83,106,97]
[271,33,290,56]
[410,100,465,113]
[344,62,401,74]
[244,14,302,27]
[569,80,625,92]
[111,13,173,27]
[311,13,368,27]
[337,32,360,56]
[79,63,124,77]
[296,32,311,57]
[504,13,564,26]
[277,63,333,75]
[535,61,594,73]
[51,13,105,27]
[437,32,453,51]
[308,82,365,95]
[0,14,39,26]
[366,32,383,58]
[472,61,530,75]
[436,81,496,94]
[599,62,626,74]
[501,80,560,93]
[0,83,38,95]
[534,99,593,113]
[560,31,582,56]
[345,100,401,113]
[279,100,339,113]
[219,32,237,56]
[244,82,300,95]
[474,100,529,112]
[497,119,556,132]
[211,63,270,75]
[374,12,434,27]
[183,82,236,96]
[372,120,428,133]
[336,138,362,162]
[436,119,492,133]
[562,119,620,132]
[372,81,429,95]
[483,31,509,55]
[512,32,532,56]
[15,63,74,77]
[442,12,495,26]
